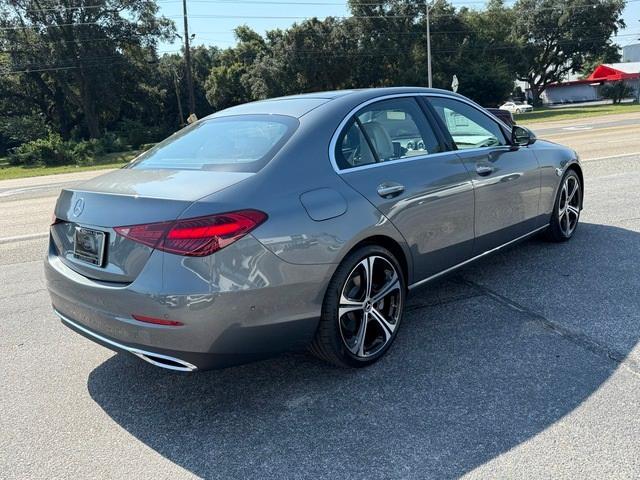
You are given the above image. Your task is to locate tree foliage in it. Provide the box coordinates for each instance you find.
[0,0,174,138]
[0,0,629,156]
[511,0,625,104]
[204,0,526,110]
[601,81,634,104]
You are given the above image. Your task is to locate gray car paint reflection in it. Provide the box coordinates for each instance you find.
[45,87,582,371]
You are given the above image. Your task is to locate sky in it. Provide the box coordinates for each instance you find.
[156,0,640,57]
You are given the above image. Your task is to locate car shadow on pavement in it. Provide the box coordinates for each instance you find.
[87,222,639,479]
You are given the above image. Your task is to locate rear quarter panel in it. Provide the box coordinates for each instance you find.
[180,102,415,282]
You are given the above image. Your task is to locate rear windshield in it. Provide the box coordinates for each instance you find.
[129,114,298,173]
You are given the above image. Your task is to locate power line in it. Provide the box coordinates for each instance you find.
[2,0,636,30]
[166,0,493,4]
[0,19,131,31]
[280,35,640,55]
[3,29,633,75]
[6,0,429,11]
[156,0,618,5]
[190,0,494,3]
[6,30,637,53]
[0,49,182,75]
[185,2,636,19]
[15,0,514,8]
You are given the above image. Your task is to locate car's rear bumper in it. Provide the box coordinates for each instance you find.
[56,309,199,371]
[46,234,335,371]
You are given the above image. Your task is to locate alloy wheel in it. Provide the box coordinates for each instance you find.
[558,174,581,237]
[338,255,402,358]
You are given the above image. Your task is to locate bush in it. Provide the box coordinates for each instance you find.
[0,114,50,156]
[99,132,129,154]
[8,134,76,166]
[7,133,136,167]
[116,119,164,149]
[71,140,98,166]
[601,81,634,104]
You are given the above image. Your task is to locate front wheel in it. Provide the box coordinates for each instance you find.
[309,245,406,367]
[546,169,582,242]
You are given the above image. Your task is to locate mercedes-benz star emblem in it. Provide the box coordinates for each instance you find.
[72,198,85,217]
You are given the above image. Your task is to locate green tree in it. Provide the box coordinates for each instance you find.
[204,26,267,110]
[245,17,362,98]
[601,81,634,104]
[511,0,625,105]
[0,0,173,138]
[578,50,621,79]
[158,46,220,126]
[454,0,519,105]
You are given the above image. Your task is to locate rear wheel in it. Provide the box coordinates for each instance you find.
[309,245,406,367]
[546,169,581,242]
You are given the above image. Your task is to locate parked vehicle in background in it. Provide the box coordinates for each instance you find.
[46,87,583,372]
[486,108,515,127]
[500,101,534,114]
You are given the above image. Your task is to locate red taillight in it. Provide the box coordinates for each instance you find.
[114,210,267,257]
[132,314,183,327]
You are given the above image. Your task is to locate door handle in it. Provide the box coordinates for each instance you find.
[377,182,405,198]
[476,165,494,176]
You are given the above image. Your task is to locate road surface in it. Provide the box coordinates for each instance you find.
[1,113,639,479]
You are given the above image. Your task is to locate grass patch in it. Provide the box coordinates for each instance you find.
[517,103,640,124]
[0,150,140,181]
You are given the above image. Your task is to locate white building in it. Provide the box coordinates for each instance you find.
[539,62,640,105]
[622,44,640,63]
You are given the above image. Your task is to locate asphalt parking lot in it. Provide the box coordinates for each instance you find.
[1,115,639,478]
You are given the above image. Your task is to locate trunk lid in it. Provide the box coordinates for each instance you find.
[51,168,253,283]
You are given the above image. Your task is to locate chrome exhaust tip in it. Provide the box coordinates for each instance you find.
[129,350,197,372]
[56,310,198,372]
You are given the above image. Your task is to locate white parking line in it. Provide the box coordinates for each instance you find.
[0,184,69,198]
[582,151,640,162]
[562,126,593,131]
[0,232,49,245]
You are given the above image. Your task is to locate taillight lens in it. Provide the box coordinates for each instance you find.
[114,210,267,257]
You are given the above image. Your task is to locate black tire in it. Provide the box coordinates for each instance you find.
[309,245,406,368]
[545,169,582,242]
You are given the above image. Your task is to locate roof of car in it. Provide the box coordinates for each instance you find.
[207,87,466,119]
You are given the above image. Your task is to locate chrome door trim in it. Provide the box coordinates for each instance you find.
[328,92,513,174]
[408,225,548,290]
[55,309,198,372]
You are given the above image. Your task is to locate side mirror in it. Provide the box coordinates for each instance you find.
[512,125,536,146]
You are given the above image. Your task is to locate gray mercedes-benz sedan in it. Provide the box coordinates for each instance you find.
[46,87,583,372]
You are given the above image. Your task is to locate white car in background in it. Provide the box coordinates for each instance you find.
[499,101,533,114]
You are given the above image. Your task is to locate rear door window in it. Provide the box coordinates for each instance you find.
[129,114,298,173]
[335,120,377,169]
[335,97,442,170]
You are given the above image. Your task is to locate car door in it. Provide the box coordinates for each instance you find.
[334,96,475,282]
[425,95,542,255]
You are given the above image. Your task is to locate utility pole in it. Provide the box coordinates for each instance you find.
[182,0,196,116]
[426,0,432,88]
[172,67,185,126]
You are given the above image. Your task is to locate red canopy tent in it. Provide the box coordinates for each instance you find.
[588,64,640,81]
